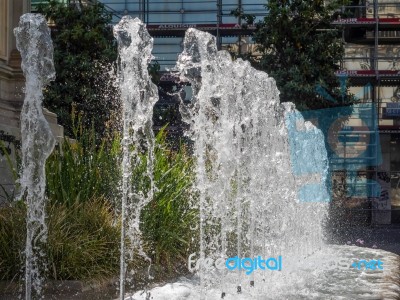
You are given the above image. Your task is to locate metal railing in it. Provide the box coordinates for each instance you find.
[97,0,267,23]
[339,1,400,19]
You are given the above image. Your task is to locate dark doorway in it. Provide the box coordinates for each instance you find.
[390,134,400,223]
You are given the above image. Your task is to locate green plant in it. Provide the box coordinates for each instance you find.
[0,141,20,203]
[45,115,121,206]
[46,198,120,280]
[140,128,198,274]
[37,0,119,138]
[0,123,197,283]
[234,0,354,110]
[148,61,161,84]
[0,200,26,281]
[0,199,121,281]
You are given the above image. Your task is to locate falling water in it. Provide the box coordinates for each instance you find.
[14,14,56,300]
[10,13,400,300]
[114,16,158,299]
[175,28,330,295]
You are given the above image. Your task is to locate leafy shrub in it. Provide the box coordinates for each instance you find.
[0,198,120,281]
[45,115,120,206]
[46,198,120,280]
[141,129,198,275]
[37,0,119,138]
[0,140,20,203]
[0,200,26,280]
[0,123,198,283]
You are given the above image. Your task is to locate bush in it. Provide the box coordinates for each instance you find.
[141,130,198,275]
[0,200,26,280]
[45,114,120,206]
[38,0,119,138]
[46,198,120,280]
[0,123,198,283]
[0,198,120,281]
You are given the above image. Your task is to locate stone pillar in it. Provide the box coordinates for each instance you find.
[0,0,25,137]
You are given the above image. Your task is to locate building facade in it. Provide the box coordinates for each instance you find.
[91,0,265,69]
[332,0,400,225]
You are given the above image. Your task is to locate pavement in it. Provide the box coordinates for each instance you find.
[330,224,400,255]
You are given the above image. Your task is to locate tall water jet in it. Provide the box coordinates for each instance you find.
[114,16,158,299]
[176,29,330,296]
[14,14,56,300]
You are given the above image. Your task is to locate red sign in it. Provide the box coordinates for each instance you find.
[147,23,256,30]
[335,70,400,76]
[160,73,179,82]
[333,18,400,25]
[379,18,400,24]
[159,73,189,83]
[332,18,374,24]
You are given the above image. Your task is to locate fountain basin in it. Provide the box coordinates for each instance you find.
[125,246,400,300]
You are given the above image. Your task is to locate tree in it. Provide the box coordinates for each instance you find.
[38,0,119,137]
[235,0,353,110]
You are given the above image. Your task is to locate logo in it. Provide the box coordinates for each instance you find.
[351,259,384,270]
[188,254,385,274]
[188,253,282,275]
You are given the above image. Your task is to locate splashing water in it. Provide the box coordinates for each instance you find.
[14,14,56,300]
[131,245,400,299]
[12,14,400,300]
[175,28,330,294]
[114,16,158,299]
[126,27,400,300]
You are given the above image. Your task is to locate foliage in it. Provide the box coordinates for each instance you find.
[45,111,120,207]
[0,141,20,203]
[46,198,120,280]
[0,131,21,155]
[234,0,355,110]
[0,122,123,282]
[140,129,197,274]
[0,200,26,280]
[0,199,120,281]
[148,61,161,84]
[0,123,197,282]
[37,0,119,138]
[153,104,182,128]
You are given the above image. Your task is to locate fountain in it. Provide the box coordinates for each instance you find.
[113,16,158,299]
[11,12,400,300]
[127,28,400,299]
[175,27,329,294]
[14,14,57,300]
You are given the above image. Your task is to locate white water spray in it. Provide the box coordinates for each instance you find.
[114,16,158,299]
[126,28,400,300]
[175,28,329,295]
[14,14,56,300]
